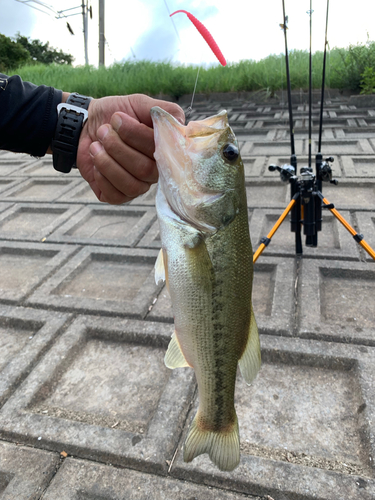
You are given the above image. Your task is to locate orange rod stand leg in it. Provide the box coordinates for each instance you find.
[320,195,375,261]
[253,197,297,263]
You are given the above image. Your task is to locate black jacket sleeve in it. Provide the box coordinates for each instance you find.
[0,73,62,157]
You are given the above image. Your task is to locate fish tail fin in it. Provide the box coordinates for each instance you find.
[183,412,240,472]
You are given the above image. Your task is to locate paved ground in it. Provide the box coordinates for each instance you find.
[0,90,374,500]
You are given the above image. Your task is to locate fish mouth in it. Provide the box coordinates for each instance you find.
[151,107,235,233]
[151,106,229,138]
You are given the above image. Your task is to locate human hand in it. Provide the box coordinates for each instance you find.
[77,94,185,204]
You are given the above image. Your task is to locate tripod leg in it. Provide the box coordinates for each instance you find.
[253,195,299,263]
[317,192,375,261]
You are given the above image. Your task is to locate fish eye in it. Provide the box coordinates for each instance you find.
[222,144,239,162]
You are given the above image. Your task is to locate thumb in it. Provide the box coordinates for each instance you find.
[128,94,185,127]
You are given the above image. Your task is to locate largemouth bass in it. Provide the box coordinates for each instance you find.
[151,107,261,472]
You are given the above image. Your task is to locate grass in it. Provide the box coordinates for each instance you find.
[10,41,375,99]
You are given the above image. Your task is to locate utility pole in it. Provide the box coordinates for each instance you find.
[82,0,89,65]
[99,0,105,66]
[55,2,90,65]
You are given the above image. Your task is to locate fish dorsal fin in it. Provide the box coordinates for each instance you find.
[238,305,261,385]
[155,248,166,285]
[164,332,190,369]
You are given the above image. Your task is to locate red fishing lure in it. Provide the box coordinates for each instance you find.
[170,10,227,66]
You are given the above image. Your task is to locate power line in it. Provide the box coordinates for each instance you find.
[14,0,57,17]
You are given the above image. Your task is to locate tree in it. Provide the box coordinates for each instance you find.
[0,34,30,72]
[15,33,74,65]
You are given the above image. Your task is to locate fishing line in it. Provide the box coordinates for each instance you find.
[186,66,200,120]
[164,0,182,45]
[169,10,226,121]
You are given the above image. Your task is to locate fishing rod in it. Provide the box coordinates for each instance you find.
[314,0,331,242]
[281,0,302,254]
[254,0,375,263]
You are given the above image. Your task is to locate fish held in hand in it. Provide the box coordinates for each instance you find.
[151,107,261,472]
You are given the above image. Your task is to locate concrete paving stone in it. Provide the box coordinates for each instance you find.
[0,152,30,161]
[246,182,289,209]
[42,457,262,500]
[234,129,269,141]
[244,120,256,129]
[56,180,100,204]
[26,246,163,318]
[250,208,359,260]
[0,241,78,304]
[342,127,375,139]
[355,211,375,261]
[0,305,70,406]
[0,177,82,203]
[340,156,375,177]
[347,118,358,127]
[0,440,59,500]
[0,203,81,242]
[0,203,13,214]
[241,140,304,156]
[149,256,294,337]
[358,119,368,127]
[47,205,156,247]
[136,220,160,249]
[313,139,374,155]
[322,181,375,210]
[11,157,81,177]
[0,158,36,176]
[298,259,375,345]
[334,128,345,138]
[242,158,266,177]
[0,317,196,472]
[171,335,375,500]
[0,178,25,196]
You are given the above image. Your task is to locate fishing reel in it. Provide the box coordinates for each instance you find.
[269,155,338,186]
[317,156,338,185]
[268,163,295,182]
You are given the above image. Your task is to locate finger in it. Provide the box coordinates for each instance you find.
[110,112,155,160]
[97,124,158,183]
[127,94,185,127]
[89,139,152,199]
[93,167,134,205]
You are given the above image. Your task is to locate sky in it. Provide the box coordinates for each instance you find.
[1,0,375,68]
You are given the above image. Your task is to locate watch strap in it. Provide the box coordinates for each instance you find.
[52,93,92,173]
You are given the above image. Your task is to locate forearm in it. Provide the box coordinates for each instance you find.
[0,73,64,157]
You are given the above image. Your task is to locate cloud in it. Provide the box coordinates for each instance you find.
[131,19,179,62]
[0,0,38,38]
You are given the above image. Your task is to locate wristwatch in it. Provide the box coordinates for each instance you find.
[52,93,92,173]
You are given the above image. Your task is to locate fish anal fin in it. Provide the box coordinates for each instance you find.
[155,248,170,294]
[183,411,240,472]
[154,248,165,285]
[164,332,190,369]
[238,305,261,385]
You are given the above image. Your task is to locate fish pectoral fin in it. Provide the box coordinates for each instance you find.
[155,248,166,285]
[238,305,261,385]
[164,332,190,369]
